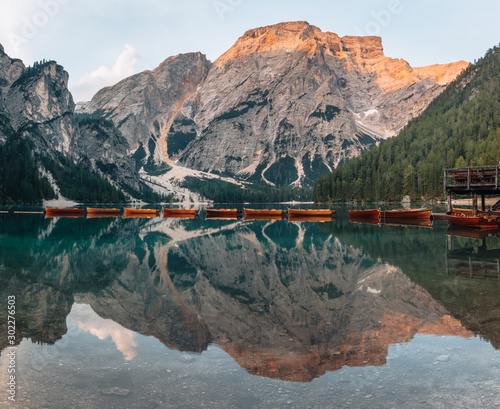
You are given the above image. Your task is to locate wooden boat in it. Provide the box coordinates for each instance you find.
[162,208,199,218]
[205,209,242,218]
[348,209,380,219]
[86,207,121,215]
[123,208,160,217]
[45,207,84,217]
[287,209,335,218]
[244,209,287,219]
[446,213,500,230]
[380,208,432,220]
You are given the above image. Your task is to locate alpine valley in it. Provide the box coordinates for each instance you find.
[0,21,469,204]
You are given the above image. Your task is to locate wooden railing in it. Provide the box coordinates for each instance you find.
[444,166,500,191]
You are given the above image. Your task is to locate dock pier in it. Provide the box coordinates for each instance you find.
[444,166,500,214]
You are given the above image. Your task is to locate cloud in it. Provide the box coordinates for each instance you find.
[70,44,140,102]
[69,303,139,361]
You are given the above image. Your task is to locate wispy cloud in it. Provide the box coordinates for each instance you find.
[70,44,140,102]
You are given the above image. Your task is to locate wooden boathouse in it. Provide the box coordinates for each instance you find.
[444,165,500,213]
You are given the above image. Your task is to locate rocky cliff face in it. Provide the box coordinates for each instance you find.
[172,22,468,185]
[6,61,78,155]
[0,44,23,143]
[74,119,141,191]
[0,45,142,198]
[84,22,468,187]
[80,52,212,169]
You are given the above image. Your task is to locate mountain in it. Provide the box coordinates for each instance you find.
[0,45,162,203]
[314,44,499,202]
[84,21,468,188]
[78,52,212,173]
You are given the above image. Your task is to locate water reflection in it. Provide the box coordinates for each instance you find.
[0,214,497,384]
[69,303,138,360]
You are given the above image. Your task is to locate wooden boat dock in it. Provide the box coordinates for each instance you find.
[444,166,500,213]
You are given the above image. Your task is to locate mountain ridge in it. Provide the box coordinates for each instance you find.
[84,21,468,190]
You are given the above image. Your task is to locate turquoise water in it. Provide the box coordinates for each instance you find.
[1,208,500,408]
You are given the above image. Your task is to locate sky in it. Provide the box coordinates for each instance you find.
[0,0,498,102]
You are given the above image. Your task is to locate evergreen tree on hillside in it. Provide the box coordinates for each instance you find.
[314,45,500,202]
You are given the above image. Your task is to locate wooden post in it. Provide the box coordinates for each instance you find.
[447,193,452,213]
[496,165,499,190]
[481,194,486,211]
[473,194,478,215]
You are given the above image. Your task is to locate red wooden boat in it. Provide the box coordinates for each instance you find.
[123,208,160,217]
[380,208,432,220]
[244,209,286,219]
[348,209,380,219]
[446,213,500,230]
[287,209,335,218]
[162,208,199,218]
[45,207,84,217]
[205,209,242,218]
[86,207,121,216]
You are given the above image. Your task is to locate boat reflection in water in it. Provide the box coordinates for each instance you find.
[446,226,500,281]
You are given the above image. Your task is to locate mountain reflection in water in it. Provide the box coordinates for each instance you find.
[1,213,498,384]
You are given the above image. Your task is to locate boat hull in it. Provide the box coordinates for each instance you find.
[162,208,199,218]
[244,209,286,219]
[86,208,121,215]
[206,209,242,218]
[380,208,432,220]
[287,209,335,218]
[447,214,500,230]
[123,208,159,216]
[45,207,84,217]
[348,209,380,219]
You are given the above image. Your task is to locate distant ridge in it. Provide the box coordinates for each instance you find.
[314,44,499,202]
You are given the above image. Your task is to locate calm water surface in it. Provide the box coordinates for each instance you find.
[1,206,500,408]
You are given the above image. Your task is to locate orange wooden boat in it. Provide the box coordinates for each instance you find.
[244,209,287,219]
[162,208,199,218]
[123,208,160,217]
[380,208,432,220]
[86,207,121,216]
[287,209,335,218]
[447,213,500,230]
[205,209,242,218]
[348,209,380,219]
[45,207,84,217]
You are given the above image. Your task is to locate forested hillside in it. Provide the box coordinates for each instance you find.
[314,45,500,202]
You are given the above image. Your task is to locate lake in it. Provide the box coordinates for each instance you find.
[1,207,500,408]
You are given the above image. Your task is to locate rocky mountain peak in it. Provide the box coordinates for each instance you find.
[82,23,470,189]
[84,51,212,169]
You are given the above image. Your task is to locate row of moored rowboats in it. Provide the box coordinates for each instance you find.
[43,206,500,229]
[348,207,500,230]
[44,207,336,220]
